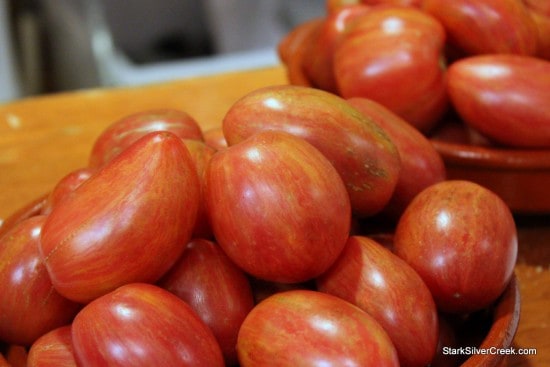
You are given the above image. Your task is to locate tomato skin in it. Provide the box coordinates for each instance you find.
[422,0,539,56]
[347,97,446,218]
[27,326,77,367]
[327,0,421,14]
[529,8,550,59]
[0,216,80,346]
[40,131,200,303]
[41,167,95,215]
[237,289,399,367]
[302,4,371,92]
[88,108,203,168]
[447,54,550,148]
[524,0,550,16]
[182,139,216,239]
[71,283,224,367]
[205,131,351,283]
[222,85,401,217]
[158,239,255,366]
[333,6,448,131]
[394,180,518,313]
[202,127,228,151]
[0,194,47,240]
[317,236,439,367]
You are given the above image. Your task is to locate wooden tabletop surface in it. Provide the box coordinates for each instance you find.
[0,66,548,366]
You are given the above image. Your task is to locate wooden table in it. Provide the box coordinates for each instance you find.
[0,66,548,366]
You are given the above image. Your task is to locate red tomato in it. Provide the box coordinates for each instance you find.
[237,289,399,366]
[205,130,351,283]
[27,326,77,367]
[529,8,550,59]
[202,127,228,151]
[0,194,47,240]
[333,5,448,131]
[278,18,325,87]
[447,54,550,148]
[302,4,371,92]
[158,239,255,366]
[523,0,550,16]
[222,85,401,217]
[327,0,421,14]
[88,109,203,168]
[0,216,80,346]
[40,132,200,303]
[4,345,27,367]
[422,0,538,56]
[71,283,224,367]
[41,167,95,215]
[317,236,439,367]
[182,139,216,239]
[347,97,446,218]
[394,180,518,313]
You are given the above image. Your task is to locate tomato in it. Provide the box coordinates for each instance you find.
[41,167,95,215]
[3,345,27,367]
[222,85,401,217]
[0,194,47,241]
[422,0,538,56]
[393,180,518,313]
[237,289,399,366]
[27,326,77,367]
[182,139,216,239]
[0,216,80,346]
[278,18,325,87]
[347,97,446,218]
[202,127,228,151]
[40,132,200,303]
[333,5,448,131]
[447,54,550,148]
[529,8,550,59]
[327,0,421,14]
[88,108,203,168]
[524,0,550,16]
[317,236,439,367]
[205,130,351,283]
[71,283,224,367]
[158,239,255,366]
[302,4,371,92]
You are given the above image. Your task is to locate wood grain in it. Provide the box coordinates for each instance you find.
[0,66,548,366]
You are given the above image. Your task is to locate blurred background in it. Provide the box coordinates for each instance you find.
[0,0,325,102]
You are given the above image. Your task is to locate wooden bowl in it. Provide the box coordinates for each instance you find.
[429,121,550,214]
[458,274,521,367]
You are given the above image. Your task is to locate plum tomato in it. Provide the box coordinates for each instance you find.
[393,180,518,313]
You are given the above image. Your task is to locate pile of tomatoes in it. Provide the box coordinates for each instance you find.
[280,0,550,148]
[1,92,517,366]
[0,1,533,366]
